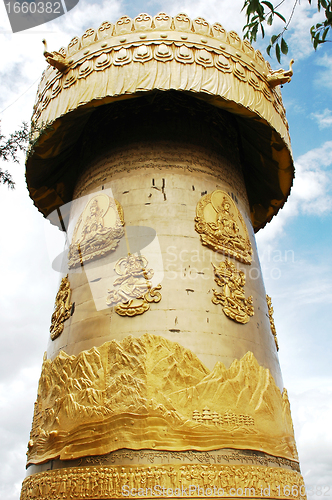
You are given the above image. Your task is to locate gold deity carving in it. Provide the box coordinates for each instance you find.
[68,194,125,268]
[195,190,252,264]
[266,295,279,351]
[212,260,254,324]
[27,334,298,465]
[49,274,72,340]
[106,254,162,316]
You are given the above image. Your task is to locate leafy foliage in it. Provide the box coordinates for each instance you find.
[0,122,29,189]
[242,0,332,62]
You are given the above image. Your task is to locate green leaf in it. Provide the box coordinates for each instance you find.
[275,11,287,22]
[260,22,265,38]
[320,0,328,9]
[322,26,329,39]
[266,44,272,56]
[281,37,288,54]
[261,1,274,11]
[267,13,273,25]
[275,42,281,63]
[271,34,278,43]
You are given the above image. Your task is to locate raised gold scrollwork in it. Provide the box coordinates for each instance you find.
[195,191,252,264]
[212,259,254,324]
[68,194,125,268]
[49,274,72,341]
[106,254,162,316]
[266,294,279,351]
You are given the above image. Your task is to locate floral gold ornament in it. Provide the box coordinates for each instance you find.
[68,194,124,268]
[21,463,306,500]
[212,259,254,324]
[267,294,279,351]
[27,334,298,465]
[106,254,162,316]
[195,190,252,264]
[49,275,72,341]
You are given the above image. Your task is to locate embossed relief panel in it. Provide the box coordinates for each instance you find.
[195,190,252,264]
[27,334,298,465]
[49,274,72,340]
[106,254,162,316]
[266,295,279,350]
[212,259,254,324]
[21,464,305,500]
[68,194,125,268]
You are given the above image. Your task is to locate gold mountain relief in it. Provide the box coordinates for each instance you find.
[195,191,252,264]
[68,194,125,268]
[27,334,298,465]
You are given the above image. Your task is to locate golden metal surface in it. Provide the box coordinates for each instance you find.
[68,195,124,268]
[266,295,279,351]
[49,275,72,341]
[212,260,254,324]
[42,40,71,72]
[27,334,297,465]
[21,463,305,500]
[267,59,294,88]
[195,190,252,264]
[26,12,294,230]
[106,254,162,316]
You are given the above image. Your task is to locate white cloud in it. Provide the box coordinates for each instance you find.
[315,53,332,89]
[311,108,332,129]
[256,141,332,244]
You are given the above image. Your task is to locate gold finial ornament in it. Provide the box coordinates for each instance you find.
[49,275,72,340]
[267,59,295,88]
[42,39,71,72]
[266,294,279,350]
[106,254,162,316]
[195,190,252,264]
[212,260,254,324]
[68,195,125,268]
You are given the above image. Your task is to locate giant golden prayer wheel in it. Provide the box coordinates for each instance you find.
[21,12,305,500]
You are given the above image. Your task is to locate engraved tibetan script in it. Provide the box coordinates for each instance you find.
[106,254,162,316]
[50,274,72,340]
[195,190,252,264]
[212,259,254,324]
[68,194,125,268]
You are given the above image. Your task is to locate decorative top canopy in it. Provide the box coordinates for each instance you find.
[27,12,295,231]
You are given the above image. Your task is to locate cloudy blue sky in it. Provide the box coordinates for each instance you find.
[0,0,331,498]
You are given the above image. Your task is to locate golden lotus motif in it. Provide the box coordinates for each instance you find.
[49,275,72,341]
[68,195,124,268]
[195,191,252,264]
[212,259,254,324]
[106,254,162,316]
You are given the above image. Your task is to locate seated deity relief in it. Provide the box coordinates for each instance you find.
[195,190,252,264]
[68,194,125,268]
[106,254,162,316]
